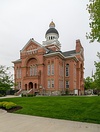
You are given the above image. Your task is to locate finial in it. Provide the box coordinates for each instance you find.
[49,20,55,28]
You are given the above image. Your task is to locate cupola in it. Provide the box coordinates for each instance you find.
[43,21,61,51]
[45,21,59,40]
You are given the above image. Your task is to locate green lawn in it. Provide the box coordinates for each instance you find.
[0,96,100,124]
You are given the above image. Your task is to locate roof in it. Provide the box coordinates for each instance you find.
[44,49,78,61]
[46,28,59,35]
[45,49,76,57]
[12,59,22,63]
[62,50,76,57]
[46,48,55,54]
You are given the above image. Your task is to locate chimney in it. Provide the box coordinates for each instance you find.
[76,39,82,53]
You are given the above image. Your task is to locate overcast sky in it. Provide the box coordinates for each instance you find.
[0,0,100,78]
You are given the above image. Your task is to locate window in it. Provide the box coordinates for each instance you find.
[51,80,54,88]
[30,65,37,76]
[16,68,21,78]
[30,66,33,76]
[66,81,69,88]
[59,80,63,88]
[47,64,50,75]
[17,82,21,89]
[48,80,51,88]
[33,65,37,75]
[51,63,54,75]
[66,64,69,76]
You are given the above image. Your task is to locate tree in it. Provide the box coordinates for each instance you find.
[86,0,100,42]
[0,65,13,95]
[84,76,94,90]
[94,52,100,89]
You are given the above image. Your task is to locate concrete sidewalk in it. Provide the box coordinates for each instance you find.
[0,95,20,99]
[0,109,100,132]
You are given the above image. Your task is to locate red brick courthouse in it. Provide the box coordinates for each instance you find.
[13,21,84,96]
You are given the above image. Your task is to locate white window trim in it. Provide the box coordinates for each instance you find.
[66,80,69,88]
[51,79,54,88]
[66,64,69,76]
[48,80,51,88]
[47,64,51,75]
[51,63,54,75]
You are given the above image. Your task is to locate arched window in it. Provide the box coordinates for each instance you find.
[30,66,33,76]
[53,36,55,39]
[66,64,69,76]
[47,64,50,75]
[30,65,37,76]
[34,65,37,75]
[51,63,54,75]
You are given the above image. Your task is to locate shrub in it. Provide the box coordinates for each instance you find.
[5,102,17,110]
[2,102,8,108]
[0,101,17,110]
[21,93,27,97]
[0,94,3,97]
[0,102,4,107]
[27,94,34,97]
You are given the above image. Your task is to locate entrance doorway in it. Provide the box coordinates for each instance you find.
[29,82,33,90]
[34,83,37,89]
[25,84,27,90]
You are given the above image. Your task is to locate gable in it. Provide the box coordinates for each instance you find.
[20,38,42,53]
[25,42,38,51]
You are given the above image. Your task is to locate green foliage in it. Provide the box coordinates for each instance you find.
[1,97,100,124]
[85,52,100,90]
[86,0,100,42]
[92,52,100,90]
[84,76,95,89]
[0,65,13,95]
[27,94,34,97]
[0,102,4,107]
[0,101,17,110]
[94,57,100,89]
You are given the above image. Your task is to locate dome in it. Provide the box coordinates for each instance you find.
[46,28,59,35]
[45,21,59,36]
